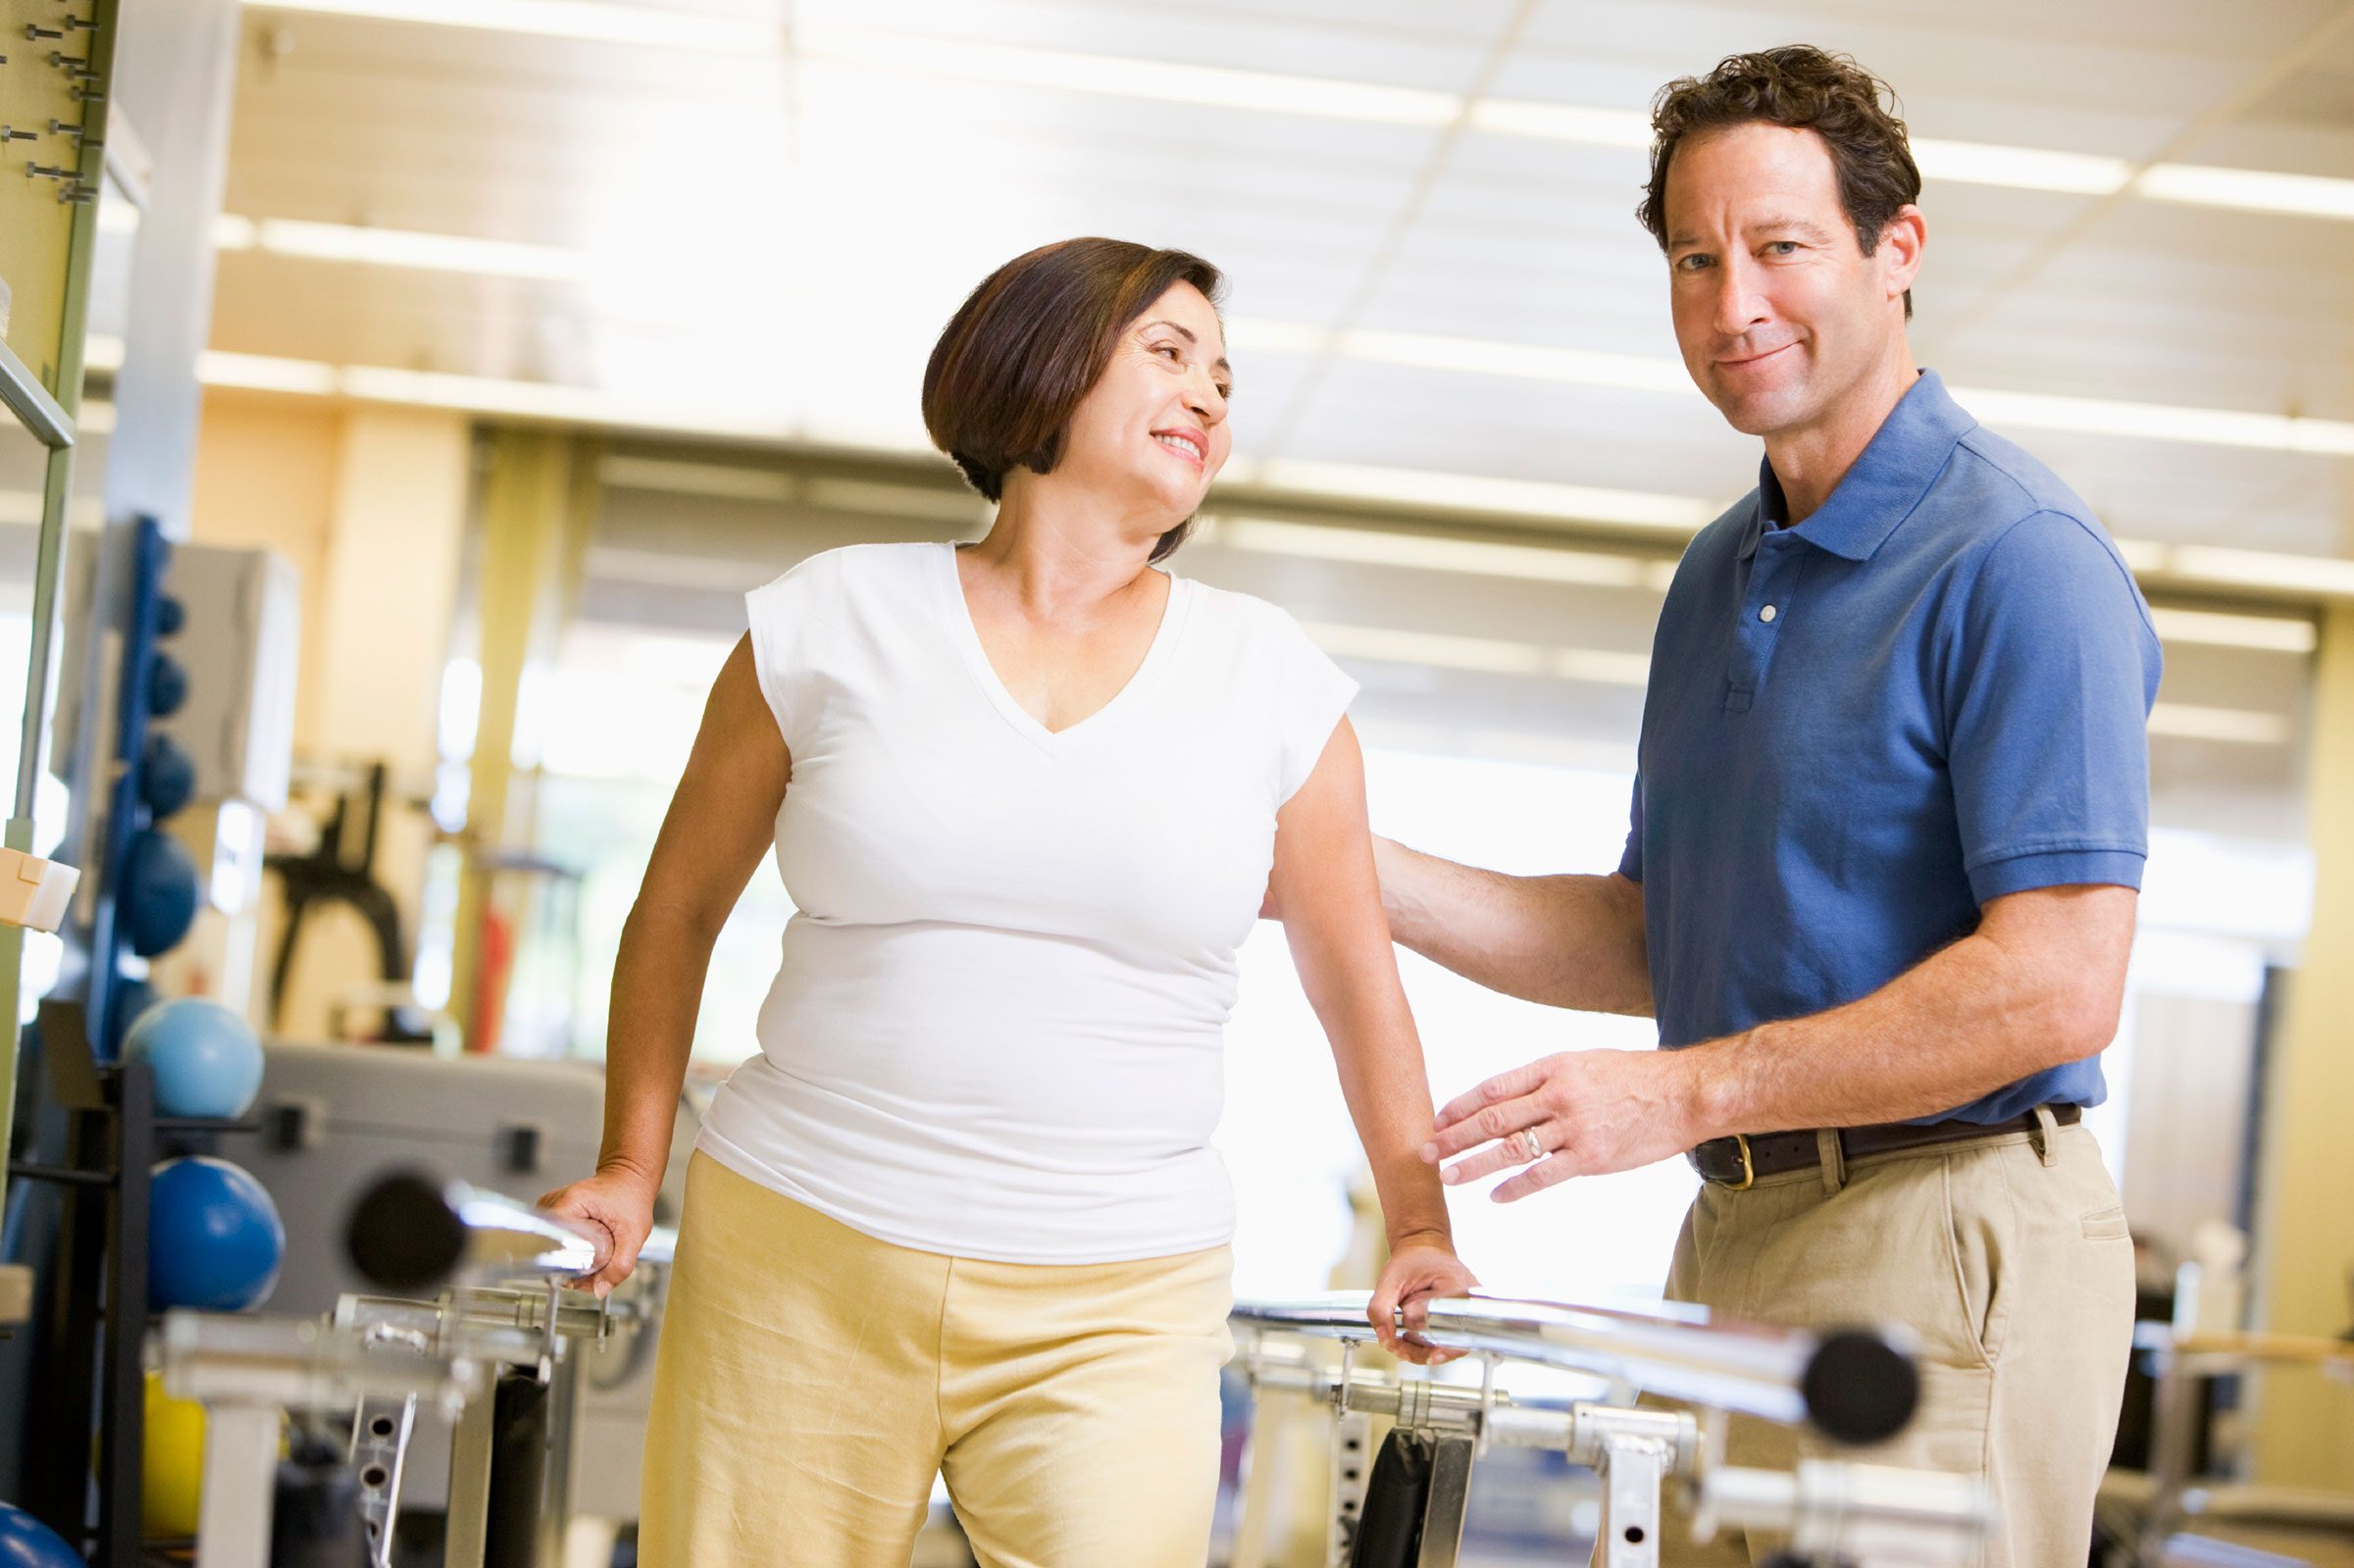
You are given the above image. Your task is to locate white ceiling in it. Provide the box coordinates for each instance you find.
[178,0,2354,839]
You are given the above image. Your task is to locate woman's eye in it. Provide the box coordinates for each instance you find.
[1155,343,1182,361]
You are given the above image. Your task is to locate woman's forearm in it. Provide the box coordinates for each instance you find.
[1286,923,1455,1249]
[596,899,720,1190]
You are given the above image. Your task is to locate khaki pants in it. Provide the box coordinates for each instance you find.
[640,1152,1235,1568]
[1632,1116,2134,1567]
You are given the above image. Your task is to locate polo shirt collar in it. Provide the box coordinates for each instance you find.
[1737,370,1977,563]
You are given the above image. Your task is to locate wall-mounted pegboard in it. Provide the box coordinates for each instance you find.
[0,0,110,401]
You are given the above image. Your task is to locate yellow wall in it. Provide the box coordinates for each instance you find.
[173,390,470,1037]
[2251,603,2354,1488]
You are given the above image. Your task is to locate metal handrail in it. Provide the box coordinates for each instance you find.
[345,1172,678,1293]
[1233,1291,1920,1446]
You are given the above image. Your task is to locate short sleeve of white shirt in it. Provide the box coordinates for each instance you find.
[1267,611,1357,803]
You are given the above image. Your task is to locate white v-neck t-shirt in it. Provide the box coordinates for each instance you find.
[697,540,1358,1263]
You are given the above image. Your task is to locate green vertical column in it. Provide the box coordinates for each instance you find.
[448,430,595,1051]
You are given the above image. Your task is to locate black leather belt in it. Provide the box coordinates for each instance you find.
[1688,1103,2082,1189]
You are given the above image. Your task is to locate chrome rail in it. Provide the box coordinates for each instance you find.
[344,1171,678,1292]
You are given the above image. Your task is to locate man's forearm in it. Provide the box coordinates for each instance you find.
[1680,886,2134,1138]
[1377,840,1651,1015]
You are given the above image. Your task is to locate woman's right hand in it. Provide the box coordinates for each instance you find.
[537,1165,659,1297]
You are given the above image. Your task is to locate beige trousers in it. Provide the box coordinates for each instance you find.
[640,1152,1235,1568]
[1631,1116,2134,1567]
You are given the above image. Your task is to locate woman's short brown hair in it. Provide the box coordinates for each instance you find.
[1636,46,1921,319]
[922,237,1223,561]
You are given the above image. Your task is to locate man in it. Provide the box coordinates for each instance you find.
[1384,47,2160,1566]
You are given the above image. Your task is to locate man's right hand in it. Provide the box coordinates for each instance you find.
[537,1165,659,1297]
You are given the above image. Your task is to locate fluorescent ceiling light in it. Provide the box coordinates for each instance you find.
[2164,545,2354,598]
[2146,703,2293,745]
[2147,606,2317,653]
[795,25,1459,126]
[1233,458,1716,532]
[1302,620,1652,686]
[1910,137,2130,195]
[1960,387,2354,457]
[1336,329,1694,395]
[1465,99,1649,147]
[245,0,778,51]
[1212,515,1658,589]
[214,215,591,282]
[2136,163,2354,223]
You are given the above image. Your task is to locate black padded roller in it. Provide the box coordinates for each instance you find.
[1801,1327,1920,1445]
[345,1170,469,1293]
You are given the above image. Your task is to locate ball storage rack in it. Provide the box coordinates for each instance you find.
[8,998,259,1566]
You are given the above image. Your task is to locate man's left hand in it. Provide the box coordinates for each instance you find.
[1422,1048,1707,1201]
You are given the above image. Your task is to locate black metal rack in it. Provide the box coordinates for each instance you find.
[9,999,255,1566]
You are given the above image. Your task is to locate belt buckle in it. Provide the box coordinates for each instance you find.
[1726,1133,1755,1191]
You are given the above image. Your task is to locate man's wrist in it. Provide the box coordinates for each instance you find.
[1673,1033,1752,1145]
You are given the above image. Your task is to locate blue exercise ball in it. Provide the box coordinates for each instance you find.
[149,1156,283,1312]
[126,998,263,1120]
[141,733,198,819]
[0,1500,81,1566]
[156,595,185,636]
[124,829,200,957]
[148,652,189,718]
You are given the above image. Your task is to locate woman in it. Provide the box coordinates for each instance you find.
[541,237,1474,1568]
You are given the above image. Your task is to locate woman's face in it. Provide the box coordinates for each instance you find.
[1055,281,1232,526]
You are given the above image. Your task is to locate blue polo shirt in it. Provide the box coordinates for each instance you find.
[1619,371,2162,1123]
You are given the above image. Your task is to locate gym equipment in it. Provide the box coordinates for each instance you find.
[140,733,198,817]
[148,1155,284,1312]
[2099,1259,2354,1566]
[345,1173,675,1295]
[141,1369,206,1541]
[241,1039,699,1523]
[1231,1292,1993,1568]
[122,826,200,957]
[0,1504,79,1568]
[14,1000,264,1566]
[147,650,188,718]
[267,761,436,1043]
[157,1169,677,1568]
[124,996,265,1119]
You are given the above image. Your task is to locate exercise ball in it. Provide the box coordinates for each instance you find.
[141,733,198,819]
[156,595,185,636]
[124,829,200,957]
[0,1503,78,1567]
[143,1370,205,1539]
[125,998,263,1120]
[149,1156,284,1312]
[148,652,188,718]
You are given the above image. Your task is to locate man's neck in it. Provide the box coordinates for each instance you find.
[1763,348,1919,526]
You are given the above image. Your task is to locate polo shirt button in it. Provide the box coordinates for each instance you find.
[1759,604,1778,624]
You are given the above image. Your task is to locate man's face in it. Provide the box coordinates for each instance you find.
[1663,122,1914,439]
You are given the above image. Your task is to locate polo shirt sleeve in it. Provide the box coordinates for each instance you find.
[1945,512,2162,906]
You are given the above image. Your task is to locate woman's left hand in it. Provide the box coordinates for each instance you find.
[1369,1238,1479,1365]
